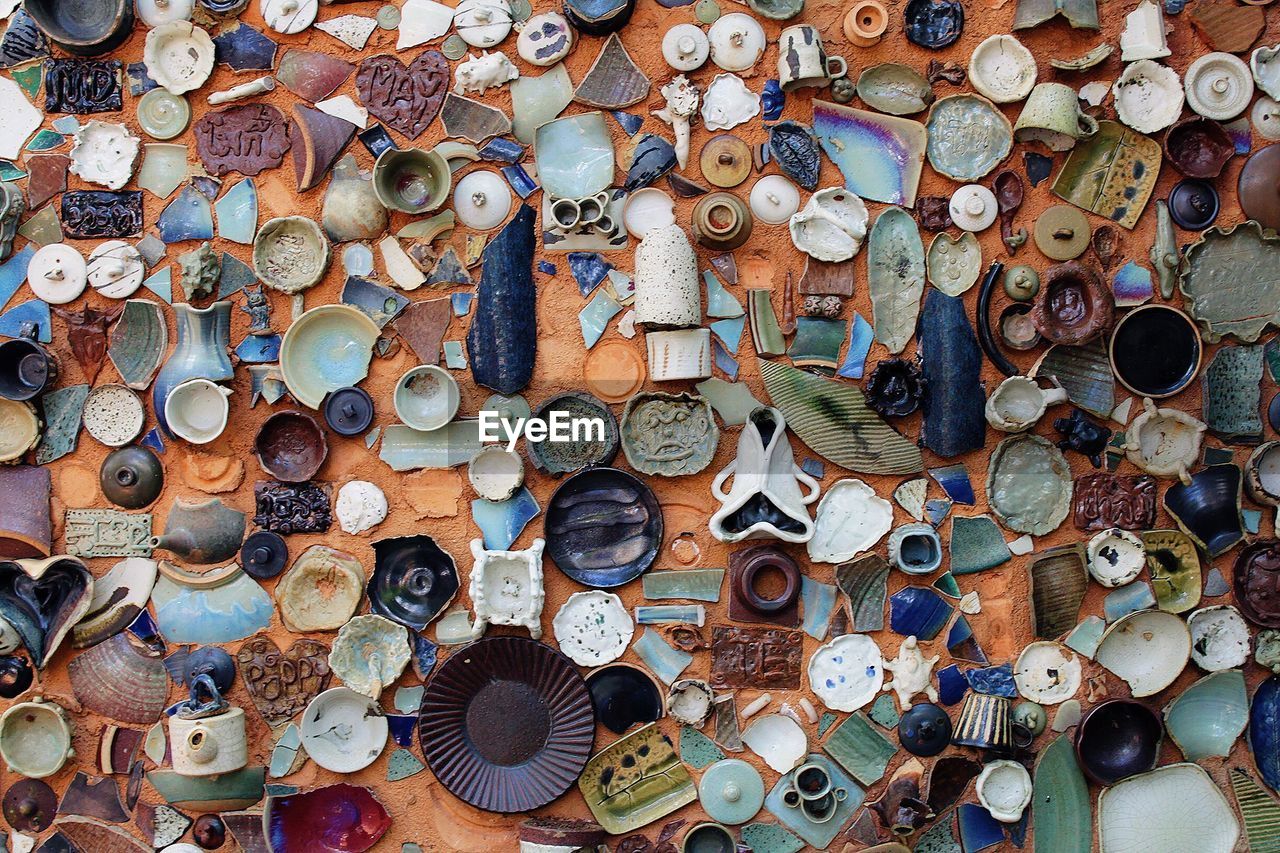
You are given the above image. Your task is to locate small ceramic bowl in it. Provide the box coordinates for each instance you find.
[164,378,232,445]
[1095,609,1191,697]
[373,148,452,214]
[1163,116,1235,178]
[24,0,134,55]
[1109,305,1202,398]
[1186,605,1250,671]
[254,410,328,482]
[1162,465,1244,556]
[1247,441,1280,506]
[299,687,388,773]
[681,823,736,853]
[467,445,525,502]
[280,305,381,409]
[393,365,461,432]
[1074,699,1162,785]
[1086,528,1146,587]
[0,698,74,778]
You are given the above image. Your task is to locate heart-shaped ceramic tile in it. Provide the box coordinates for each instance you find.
[236,634,332,728]
[355,52,449,140]
[0,558,94,668]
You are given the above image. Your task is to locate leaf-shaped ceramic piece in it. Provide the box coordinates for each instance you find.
[926,231,981,296]
[856,63,935,116]
[1052,119,1161,230]
[867,206,924,354]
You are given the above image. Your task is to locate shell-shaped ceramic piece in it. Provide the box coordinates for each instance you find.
[1095,609,1191,697]
[327,614,411,698]
[924,94,1013,181]
[927,231,981,295]
[788,187,869,262]
[143,21,215,95]
[1186,605,1250,671]
[1013,641,1081,705]
[807,478,893,563]
[69,121,140,190]
[808,634,884,711]
[867,206,925,353]
[855,63,935,115]
[68,632,168,724]
[1113,60,1184,134]
[1252,44,1280,100]
[700,74,761,132]
[552,591,634,666]
[985,434,1072,535]
[968,34,1038,104]
[1185,52,1254,121]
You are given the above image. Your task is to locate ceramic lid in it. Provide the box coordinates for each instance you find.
[516,11,573,65]
[452,170,512,231]
[1033,205,1091,259]
[0,399,39,462]
[583,339,646,402]
[453,0,513,47]
[27,244,88,304]
[87,240,145,298]
[1254,96,1280,140]
[622,187,676,238]
[700,134,752,188]
[260,0,318,34]
[136,89,191,140]
[948,185,998,231]
[662,23,710,71]
[1238,144,1280,230]
[82,384,145,447]
[136,0,196,26]
[749,175,801,224]
[698,759,765,825]
[323,386,375,435]
[898,703,952,755]
[1168,178,1220,230]
[241,530,289,580]
[707,13,765,72]
[1185,51,1254,120]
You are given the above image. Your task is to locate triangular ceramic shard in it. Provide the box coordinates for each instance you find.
[1032,339,1115,418]
[426,247,472,286]
[467,205,537,395]
[710,252,738,284]
[394,297,452,365]
[573,33,650,109]
[1231,768,1280,852]
[277,50,354,103]
[610,110,644,136]
[509,63,574,145]
[834,554,889,632]
[290,105,356,193]
[868,207,925,354]
[315,15,378,50]
[1051,120,1160,230]
[759,359,924,475]
[947,615,989,664]
[679,725,725,769]
[568,252,612,296]
[919,290,985,458]
[894,478,928,520]
[439,93,511,144]
[625,134,678,192]
[1028,544,1088,639]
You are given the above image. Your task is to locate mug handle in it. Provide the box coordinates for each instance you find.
[1077,113,1099,138]
[826,56,847,78]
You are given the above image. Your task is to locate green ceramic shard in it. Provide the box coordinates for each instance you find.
[933,572,962,598]
[741,823,805,853]
[787,317,846,373]
[269,724,302,778]
[695,378,762,426]
[1164,670,1247,762]
[642,569,725,602]
[835,554,889,632]
[1179,222,1280,343]
[1032,736,1090,853]
[1202,344,1264,442]
[949,515,1012,575]
[817,713,837,738]
[1064,616,1105,659]
[822,712,896,786]
[387,748,426,781]
[17,205,61,246]
[1231,768,1280,853]
[510,62,573,144]
[11,64,42,100]
[1052,120,1159,230]
[679,726,725,769]
[867,206,925,354]
[748,289,785,356]
[916,813,962,853]
[867,693,900,729]
[36,383,89,464]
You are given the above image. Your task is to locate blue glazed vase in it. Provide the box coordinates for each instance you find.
[152,301,233,438]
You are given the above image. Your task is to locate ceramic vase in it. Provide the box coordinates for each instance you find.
[153,302,233,439]
[709,406,820,543]
[634,223,701,330]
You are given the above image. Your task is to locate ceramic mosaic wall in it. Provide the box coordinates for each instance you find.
[0,0,1279,851]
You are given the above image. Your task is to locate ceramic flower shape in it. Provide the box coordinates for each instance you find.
[882,636,939,707]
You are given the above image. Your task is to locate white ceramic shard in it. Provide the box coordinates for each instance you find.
[335,481,388,535]
[707,13,765,72]
[1254,96,1280,139]
[1113,60,1184,134]
[260,0,317,34]
[453,0,512,48]
[516,12,574,66]
[1080,81,1110,106]
[316,96,369,129]
[1186,605,1250,671]
[1013,641,1081,705]
[552,591,633,666]
[1086,528,1145,587]
[1119,0,1170,61]
[808,634,884,712]
[968,35,1037,103]
[881,636,939,706]
[144,22,215,95]
[1252,44,1280,100]
[397,0,454,49]
[788,187,869,262]
[468,538,545,639]
[453,51,519,96]
[741,713,807,773]
[1185,52,1254,121]
[137,0,196,26]
[1095,609,1191,697]
[807,478,892,563]
[299,687,387,773]
[0,77,41,161]
[976,760,1033,823]
[701,74,760,132]
[69,121,141,190]
[654,75,699,169]
[316,15,378,50]
[1098,764,1239,853]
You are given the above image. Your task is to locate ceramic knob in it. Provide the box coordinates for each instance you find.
[137,0,196,26]
[662,24,710,71]
[260,0,318,33]
[27,244,88,304]
[843,0,887,45]
[749,176,800,225]
[949,185,998,231]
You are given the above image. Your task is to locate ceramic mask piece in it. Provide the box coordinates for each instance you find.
[709,406,819,543]
[925,95,1013,182]
[1052,120,1161,229]
[620,392,719,477]
[517,12,574,65]
[807,478,893,563]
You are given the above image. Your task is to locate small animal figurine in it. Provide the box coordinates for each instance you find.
[1054,407,1110,467]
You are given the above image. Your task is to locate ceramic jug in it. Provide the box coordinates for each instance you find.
[153,301,233,439]
[709,406,820,543]
[169,675,248,777]
[777,25,847,91]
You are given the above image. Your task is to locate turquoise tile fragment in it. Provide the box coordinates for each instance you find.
[948,515,1011,575]
[642,569,724,602]
[867,693,899,729]
[632,627,692,684]
[386,748,426,782]
[142,267,172,303]
[704,269,744,318]
[741,823,805,853]
[36,383,89,464]
[215,178,258,245]
[471,486,540,550]
[1064,615,1106,659]
[269,724,301,777]
[217,253,256,299]
[12,65,43,100]
[800,575,837,640]
[0,299,51,341]
[579,289,622,348]
[817,713,837,738]
[933,571,961,598]
[157,185,215,243]
[443,341,466,369]
[1244,508,1262,534]
[838,312,873,379]
[0,244,36,310]
[710,315,746,352]
[24,130,63,151]
[1103,581,1155,622]
[0,161,24,181]
[395,685,425,713]
[51,116,80,134]
[679,725,725,769]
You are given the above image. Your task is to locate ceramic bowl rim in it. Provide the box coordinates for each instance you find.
[280,304,381,409]
[392,364,461,432]
[254,409,328,482]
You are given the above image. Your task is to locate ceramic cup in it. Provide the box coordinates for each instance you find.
[393,365,461,432]
[164,378,232,444]
[1014,83,1100,151]
[372,147,452,214]
[777,25,847,91]
[577,191,610,225]
[984,375,1070,432]
[680,823,736,853]
[0,697,74,778]
[549,197,581,231]
[794,761,833,800]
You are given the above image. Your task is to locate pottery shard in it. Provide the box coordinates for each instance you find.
[710,626,803,689]
[290,104,356,193]
[403,468,462,519]
[1073,473,1156,531]
[467,205,537,394]
[1188,0,1264,53]
[25,153,69,210]
[799,258,854,296]
[194,104,291,177]
[276,49,353,103]
[394,297,452,365]
[356,52,449,140]
[181,451,246,494]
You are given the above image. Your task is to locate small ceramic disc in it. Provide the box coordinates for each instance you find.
[1184,52,1254,121]
[1254,97,1280,140]
[948,184,998,232]
[136,89,191,140]
[137,0,196,26]
[696,0,722,23]
[260,0,318,34]
[583,339,646,403]
[968,34,1037,103]
[0,399,39,463]
[698,759,765,825]
[700,134,752,188]
[468,446,525,501]
[376,4,400,27]
[82,384,146,447]
[88,241,146,299]
[1033,204,1091,259]
[622,187,676,238]
[2,778,56,833]
[453,171,512,230]
[662,24,710,72]
[708,13,764,71]
[453,0,513,47]
[516,12,572,65]
[27,244,88,304]
[441,34,469,60]
[509,0,532,21]
[1168,178,1219,230]
[749,175,800,224]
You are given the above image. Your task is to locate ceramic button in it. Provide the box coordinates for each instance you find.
[27,244,88,304]
[453,0,513,47]
[662,23,710,71]
[516,12,573,65]
[707,13,765,72]
[1033,204,1091,259]
[87,241,145,299]
[1168,178,1220,230]
[749,175,800,225]
[948,184,998,232]
[700,134,752,188]
[136,89,192,140]
[260,0,318,34]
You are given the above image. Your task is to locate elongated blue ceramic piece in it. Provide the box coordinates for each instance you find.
[919,289,985,457]
[1250,674,1280,793]
[466,204,536,395]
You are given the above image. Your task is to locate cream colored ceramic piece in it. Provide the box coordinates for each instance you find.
[1185,52,1254,121]
[707,13,766,72]
[1124,397,1206,483]
[1113,60,1184,134]
[516,12,574,66]
[976,760,1033,823]
[968,35,1037,103]
[749,176,801,225]
[1086,527,1145,587]
[170,706,247,777]
[69,121,140,190]
[275,545,365,632]
[926,231,981,295]
[788,187,869,262]
[299,687,387,773]
[1186,605,1250,671]
[27,244,87,304]
[137,0,196,26]
[949,184,998,231]
[328,614,411,698]
[0,698,73,778]
[82,384,146,447]
[452,170,512,230]
[468,538,546,639]
[1120,0,1169,61]
[88,241,146,299]
[1098,764,1239,853]
[453,0,512,47]
[164,379,232,445]
[882,636,939,707]
[260,0,318,34]
[654,76,699,169]
[667,679,715,725]
[808,478,892,563]
[335,481,388,535]
[647,328,711,381]
[1080,81,1109,106]
[709,407,819,544]
[1013,642,1081,705]
[453,51,518,95]
[984,375,1068,432]
[808,634,883,711]
[701,74,760,132]
[552,591,634,666]
[1253,96,1280,140]
[623,187,676,238]
[634,222,700,328]
[1095,609,1192,697]
[0,77,40,162]
[662,23,710,72]
[144,22,215,95]
[740,713,807,773]
[468,446,526,501]
[1252,45,1280,100]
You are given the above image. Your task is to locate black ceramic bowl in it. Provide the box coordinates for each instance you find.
[585,663,664,735]
[1074,699,1162,785]
[1109,304,1202,398]
[1162,464,1245,557]
[23,0,134,56]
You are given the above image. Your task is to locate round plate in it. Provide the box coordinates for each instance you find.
[527,391,620,476]
[1109,304,1202,398]
[299,687,387,773]
[545,467,663,587]
[369,535,460,631]
[584,341,645,402]
[925,95,1011,181]
[419,636,594,813]
[1239,144,1280,231]
[3,778,56,833]
[585,663,664,734]
[700,135,752,188]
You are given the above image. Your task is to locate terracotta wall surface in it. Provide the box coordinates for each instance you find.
[7,0,1278,849]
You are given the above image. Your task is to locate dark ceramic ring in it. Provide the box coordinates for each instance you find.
[1074,698,1162,785]
[1108,304,1202,399]
[735,550,800,614]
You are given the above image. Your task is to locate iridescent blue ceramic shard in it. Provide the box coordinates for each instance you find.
[1251,675,1280,794]
[466,205,536,394]
[920,289,984,457]
[157,185,214,244]
[957,803,1004,853]
[1111,261,1152,307]
[800,576,836,640]
[212,23,278,73]
[769,121,820,191]
[501,164,538,199]
[569,252,611,296]
[471,486,540,550]
[451,292,473,316]
[761,80,785,121]
[812,100,926,206]
[889,586,953,640]
[837,313,873,379]
[386,714,417,747]
[963,663,1016,698]
[633,627,692,684]
[342,276,409,329]
[801,458,824,479]
[925,498,953,526]
[947,615,988,664]
[235,334,280,364]
[478,137,524,163]
[216,179,258,245]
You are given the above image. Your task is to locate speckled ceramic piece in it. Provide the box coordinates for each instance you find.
[1124,397,1206,482]
[1178,221,1280,343]
[1113,60,1184,134]
[328,614,410,698]
[925,94,1012,181]
[1086,527,1145,587]
[1052,120,1161,230]
[553,590,634,666]
[253,216,330,295]
[807,634,884,712]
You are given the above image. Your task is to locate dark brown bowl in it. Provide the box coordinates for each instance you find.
[253,410,327,483]
[1164,116,1234,179]
[1030,261,1114,346]
[1074,699,1162,785]
[23,0,134,56]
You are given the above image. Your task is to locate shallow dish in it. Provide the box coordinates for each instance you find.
[299,687,387,773]
[1074,698,1161,784]
[1095,609,1191,697]
[1109,305,1202,398]
[544,467,662,588]
[280,305,380,409]
[393,365,460,432]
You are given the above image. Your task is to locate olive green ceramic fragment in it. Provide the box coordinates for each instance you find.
[867,206,924,354]
[1032,736,1090,853]
[748,289,786,356]
[834,554,889,632]
[855,63,934,116]
[1142,530,1202,614]
[578,724,696,835]
[146,767,266,811]
[985,434,1072,535]
[1028,545,1088,639]
[1162,669,1247,761]
[1179,221,1280,343]
[926,231,981,296]
[823,711,895,786]
[1052,120,1161,230]
[1201,344,1264,442]
[1150,200,1178,299]
[1231,768,1280,853]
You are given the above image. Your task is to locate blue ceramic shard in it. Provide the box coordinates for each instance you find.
[426,247,471,287]
[216,179,257,245]
[0,161,23,182]
[36,383,89,464]
[800,576,837,640]
[1250,676,1280,794]
[607,269,634,301]
[213,23,278,73]
[25,130,63,152]
[633,627,692,684]
[925,499,953,525]
[467,205,536,394]
[411,634,438,679]
[838,313,874,379]
[537,260,556,276]
[0,244,35,309]
[705,270,744,318]
[358,125,396,158]
[387,748,425,781]
[0,11,48,71]
[929,464,975,505]
[610,110,644,136]
[1204,566,1229,597]
[394,685,424,713]
[136,234,166,267]
[1165,0,1186,12]
[920,290,985,457]
[710,316,746,353]
[235,334,280,363]
[1008,811,1029,848]
[141,428,165,455]
[157,186,214,244]
[938,664,968,706]
[712,338,739,380]
[957,804,1004,853]
[51,116,80,135]
[964,663,1016,698]
[126,62,158,96]
[1063,617,1104,660]
[933,572,961,598]
[501,163,538,198]
[385,714,417,747]
[342,276,409,328]
[451,292,473,316]
[478,137,524,163]
[569,252,611,296]
[1102,582,1155,622]
[579,289,622,348]
[801,458,824,479]
[812,100,927,206]
[625,134,678,192]
[1111,261,1152,307]
[217,253,256,299]
[142,267,172,303]
[889,586,953,640]
[191,176,221,201]
[471,486,540,550]
[761,80,785,121]
[947,615,988,664]
[817,713,837,737]
[0,299,51,342]
[642,569,725,602]
[1223,117,1251,154]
